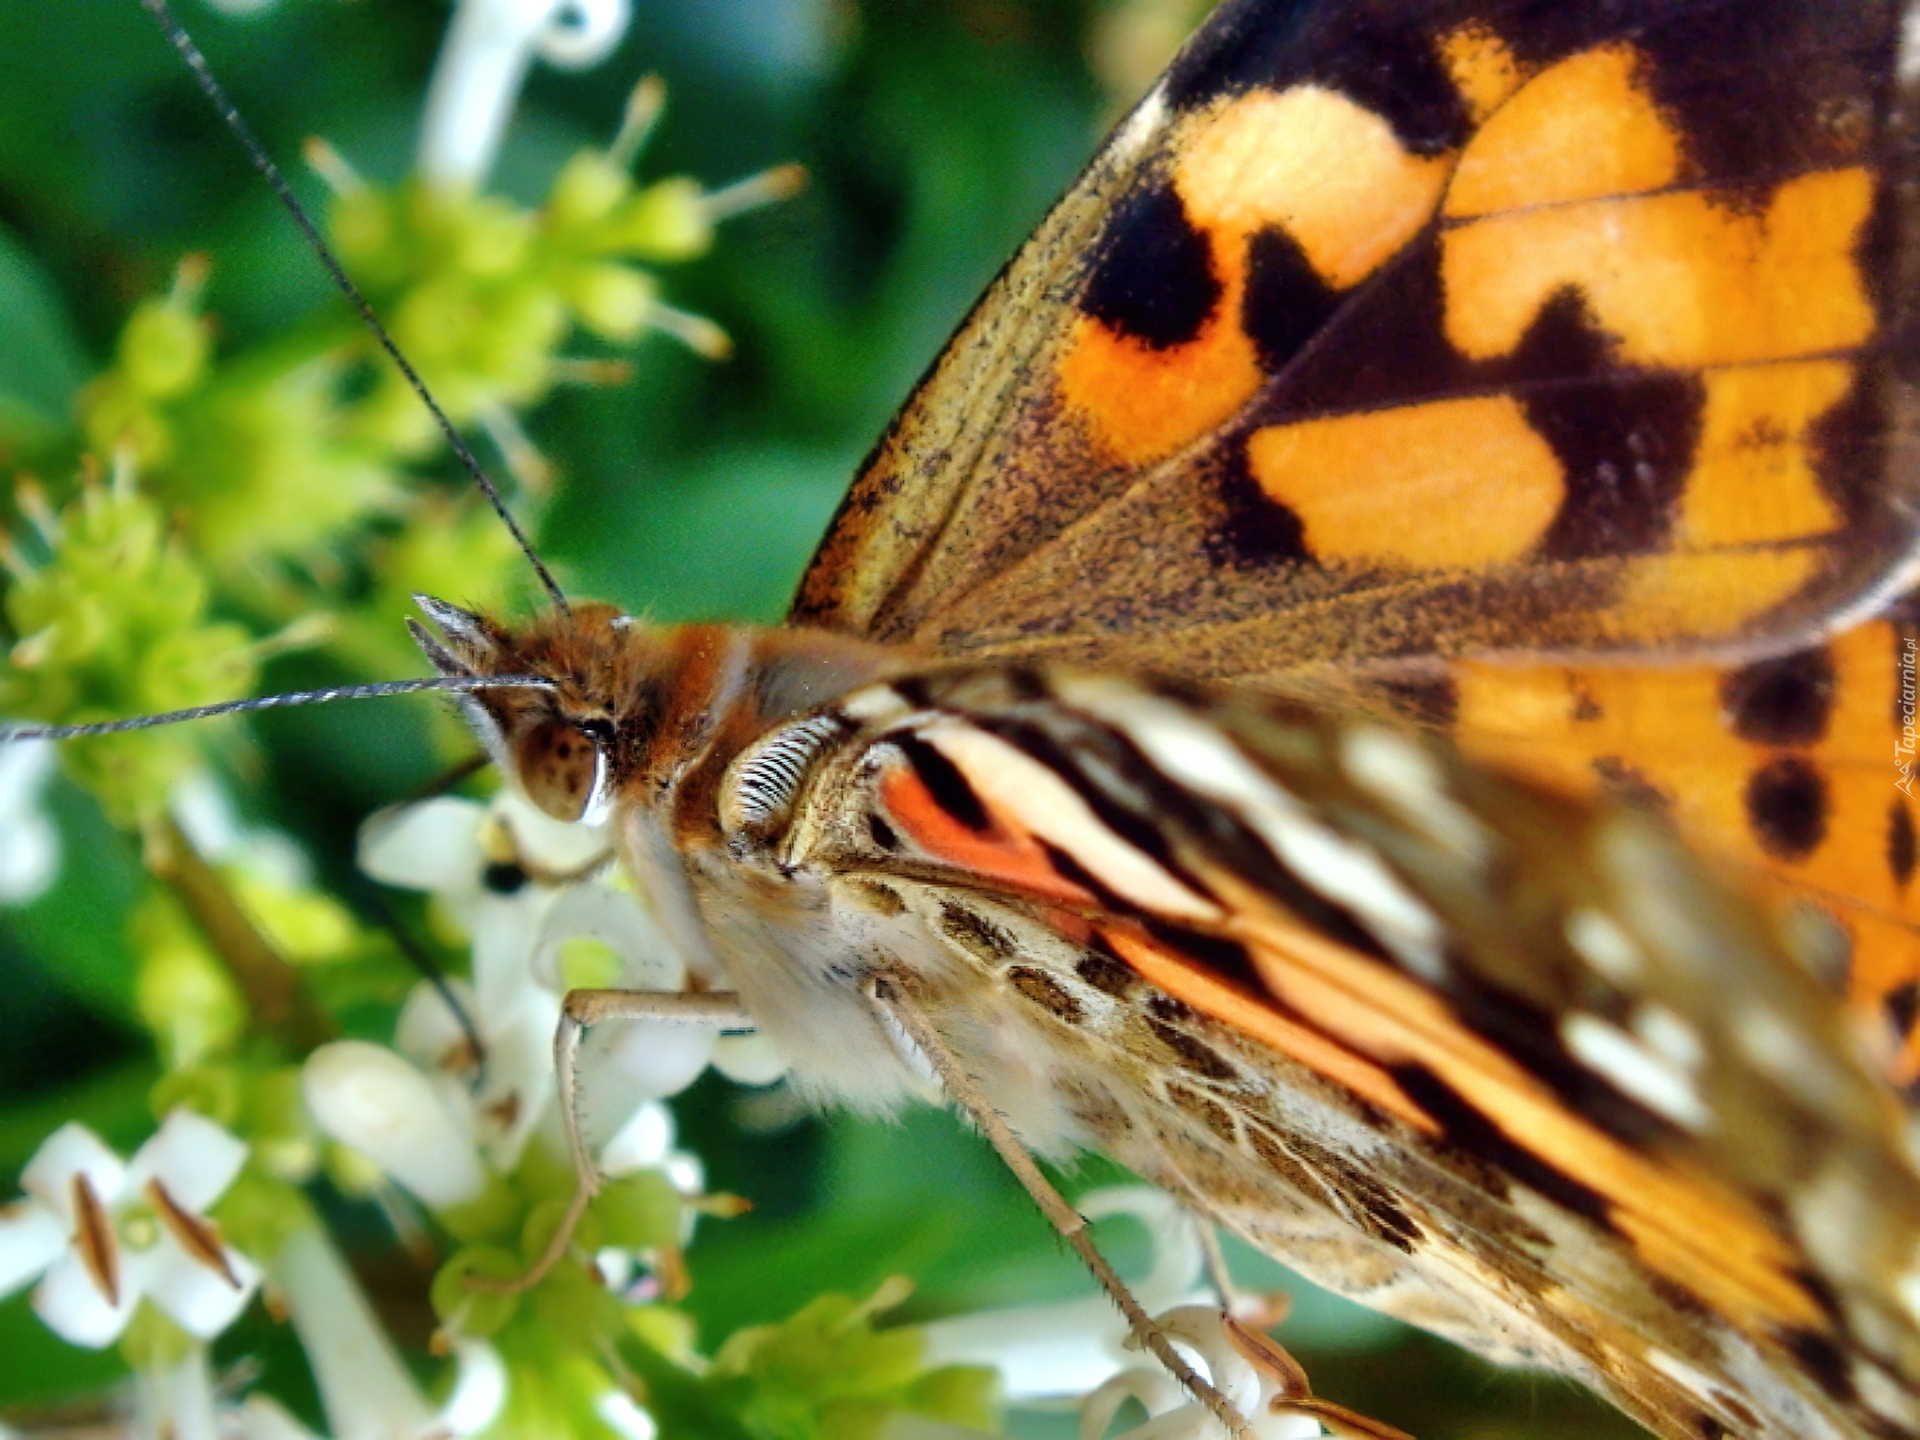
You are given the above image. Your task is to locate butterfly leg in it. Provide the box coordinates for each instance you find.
[862,970,1253,1440]
[473,987,753,1295]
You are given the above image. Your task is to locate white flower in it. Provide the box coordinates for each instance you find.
[303,1041,491,1211]
[0,1112,259,1348]
[355,790,780,1183]
[239,1225,504,1440]
[417,0,633,189]
[0,736,59,905]
[923,1188,1211,1400]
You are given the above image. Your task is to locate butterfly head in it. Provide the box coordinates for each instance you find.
[411,593,645,825]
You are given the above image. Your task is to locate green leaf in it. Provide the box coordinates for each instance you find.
[0,224,88,443]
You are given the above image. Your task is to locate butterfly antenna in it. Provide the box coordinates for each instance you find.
[138,0,571,617]
[0,675,555,742]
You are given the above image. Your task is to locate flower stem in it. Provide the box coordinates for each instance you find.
[142,816,336,1053]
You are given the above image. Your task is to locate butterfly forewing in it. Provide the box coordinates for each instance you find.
[792,0,1920,682]
[760,667,1920,1439]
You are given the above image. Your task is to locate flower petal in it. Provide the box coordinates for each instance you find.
[127,1110,249,1213]
[0,1200,66,1299]
[0,809,58,905]
[358,798,487,893]
[22,1123,127,1218]
[598,1101,674,1177]
[395,977,483,1071]
[494,790,611,872]
[304,1042,489,1209]
[235,1395,326,1440]
[32,1247,139,1348]
[271,1226,437,1440]
[438,1339,508,1435]
[581,1015,716,1115]
[531,882,679,995]
[531,0,631,67]
[136,1347,221,1440]
[147,1231,261,1339]
[710,1032,788,1087]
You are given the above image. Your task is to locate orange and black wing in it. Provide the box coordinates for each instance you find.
[799,667,1920,1440]
[791,0,1920,683]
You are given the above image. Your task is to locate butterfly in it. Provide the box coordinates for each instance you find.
[19,0,1920,1437]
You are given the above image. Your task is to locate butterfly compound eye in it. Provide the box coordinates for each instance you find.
[514,719,604,822]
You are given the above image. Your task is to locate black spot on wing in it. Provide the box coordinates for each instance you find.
[1745,756,1829,860]
[1885,980,1919,1040]
[937,900,1019,964]
[1146,1018,1239,1080]
[1081,184,1220,350]
[1517,293,1705,561]
[1890,797,1916,889]
[1205,442,1310,568]
[1006,966,1086,1025]
[1242,226,1340,374]
[1777,1327,1857,1404]
[867,813,899,851]
[893,732,990,831]
[1078,941,1141,998]
[1722,647,1837,746]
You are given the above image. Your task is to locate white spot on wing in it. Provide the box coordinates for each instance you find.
[1646,1348,1721,1404]
[1565,909,1642,982]
[1058,679,1449,980]
[921,720,1221,923]
[1341,726,1490,863]
[841,685,911,724]
[1632,1003,1702,1074]
[1561,1013,1710,1131]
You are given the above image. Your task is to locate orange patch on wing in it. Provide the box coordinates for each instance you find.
[1246,395,1563,568]
[1058,87,1454,468]
[1679,361,1852,548]
[1445,45,1679,218]
[1178,87,1455,290]
[1097,921,1438,1133]
[1450,621,1920,1086]
[876,764,1096,909]
[1606,549,1824,645]
[1056,313,1265,470]
[1443,168,1877,369]
[1436,23,1526,124]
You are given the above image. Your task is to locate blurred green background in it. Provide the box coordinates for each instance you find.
[0,0,1642,1435]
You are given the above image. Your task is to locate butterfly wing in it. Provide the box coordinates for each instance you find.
[778,669,1920,1440]
[791,0,1920,682]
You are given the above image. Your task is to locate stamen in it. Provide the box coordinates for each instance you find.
[700,163,808,222]
[146,1178,244,1291]
[549,357,634,388]
[608,74,667,170]
[647,303,732,361]
[169,251,212,309]
[14,477,58,545]
[302,135,366,196]
[476,402,554,494]
[70,1174,119,1307]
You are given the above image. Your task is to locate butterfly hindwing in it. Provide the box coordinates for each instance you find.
[777,667,1920,1440]
[792,0,1920,683]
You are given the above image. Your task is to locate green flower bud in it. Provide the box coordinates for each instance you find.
[564,263,657,342]
[118,297,212,400]
[594,1170,684,1251]
[609,177,712,262]
[547,150,630,230]
[431,1245,525,1338]
[133,893,247,1070]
